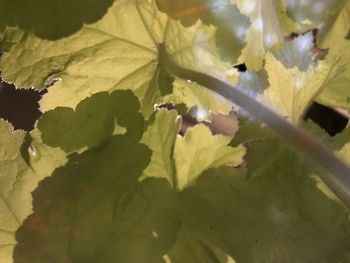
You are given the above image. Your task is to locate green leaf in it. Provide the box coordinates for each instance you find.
[2,1,350,262]
[0,0,236,118]
[155,0,250,64]
[1,0,159,116]
[142,111,245,190]
[263,52,344,121]
[162,19,238,82]
[285,0,346,34]
[231,118,281,180]
[178,155,350,262]
[0,90,149,262]
[230,117,271,146]
[141,109,180,185]
[235,69,268,98]
[313,2,350,109]
[38,90,145,152]
[163,78,234,115]
[0,0,114,40]
[0,120,66,263]
[317,0,350,48]
[274,32,314,71]
[233,0,289,71]
[174,124,245,190]
[11,106,246,262]
[209,0,250,63]
[0,121,28,262]
[204,0,250,63]
[316,40,350,109]
[166,226,237,263]
[13,134,155,262]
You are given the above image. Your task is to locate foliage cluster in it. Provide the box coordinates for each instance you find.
[0,0,350,262]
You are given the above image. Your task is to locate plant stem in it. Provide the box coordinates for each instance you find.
[160,44,350,207]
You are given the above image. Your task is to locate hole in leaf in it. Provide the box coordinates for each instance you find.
[0,80,43,131]
[233,63,247,72]
[304,102,348,136]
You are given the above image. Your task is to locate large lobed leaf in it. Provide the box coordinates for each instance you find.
[263,52,345,121]
[0,0,238,118]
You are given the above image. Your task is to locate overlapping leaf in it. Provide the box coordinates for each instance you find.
[315,2,350,110]
[38,90,145,152]
[0,120,66,263]
[163,78,233,116]
[165,227,237,263]
[0,0,113,40]
[14,132,154,262]
[274,32,315,71]
[1,0,160,116]
[178,120,350,262]
[285,0,346,39]
[179,159,350,262]
[174,124,245,190]
[317,0,350,48]
[316,42,350,109]
[12,104,246,262]
[1,90,148,262]
[0,0,238,118]
[155,0,250,63]
[233,0,292,71]
[263,52,345,121]
[141,109,180,184]
[142,110,246,190]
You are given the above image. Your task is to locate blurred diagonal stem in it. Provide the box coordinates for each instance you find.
[159,44,350,208]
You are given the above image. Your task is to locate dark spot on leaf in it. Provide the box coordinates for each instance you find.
[20,133,33,166]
